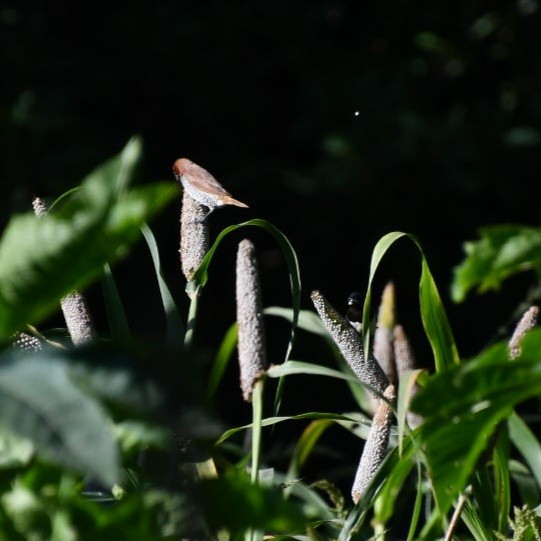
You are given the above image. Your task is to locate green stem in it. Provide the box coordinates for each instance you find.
[184,290,200,349]
[245,378,265,541]
[251,378,264,485]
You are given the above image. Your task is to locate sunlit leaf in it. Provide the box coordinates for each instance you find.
[0,138,177,339]
[412,334,541,515]
[452,224,541,303]
[361,232,459,371]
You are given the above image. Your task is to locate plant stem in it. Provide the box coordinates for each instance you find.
[184,290,200,349]
[251,378,264,485]
[445,487,470,541]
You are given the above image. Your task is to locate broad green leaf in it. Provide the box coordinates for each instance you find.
[0,138,177,339]
[412,335,541,515]
[419,257,460,370]
[0,351,119,486]
[0,424,34,468]
[193,471,306,533]
[452,224,541,303]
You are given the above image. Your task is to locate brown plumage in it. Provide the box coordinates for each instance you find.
[173,158,249,215]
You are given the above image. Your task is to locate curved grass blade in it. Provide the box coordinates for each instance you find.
[216,412,358,446]
[102,263,130,340]
[493,430,511,534]
[361,232,459,371]
[188,218,300,360]
[141,223,184,345]
[187,218,300,414]
[265,307,371,411]
[396,369,423,454]
[361,232,406,353]
[286,419,334,482]
[207,323,238,402]
[406,461,424,541]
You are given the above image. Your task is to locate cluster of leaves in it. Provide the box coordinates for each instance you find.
[1,139,541,540]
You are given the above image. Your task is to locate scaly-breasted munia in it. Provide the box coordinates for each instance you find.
[173,158,249,220]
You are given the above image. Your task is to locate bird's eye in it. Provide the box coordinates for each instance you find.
[346,291,363,322]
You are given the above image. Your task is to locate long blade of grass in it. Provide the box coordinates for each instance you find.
[339,441,415,541]
[101,263,130,340]
[493,429,511,534]
[216,412,358,445]
[186,219,300,415]
[207,323,238,402]
[265,307,371,411]
[141,223,184,345]
[267,360,385,398]
[286,419,334,482]
[362,232,407,353]
[508,411,541,490]
[396,368,423,454]
[406,461,424,541]
[361,232,459,373]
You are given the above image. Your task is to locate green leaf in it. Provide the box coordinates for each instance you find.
[101,263,131,340]
[452,224,541,303]
[265,307,371,411]
[412,335,541,515]
[193,471,306,533]
[0,351,120,486]
[141,224,184,346]
[0,138,177,339]
[187,218,300,415]
[361,232,459,370]
[508,412,541,491]
[419,257,460,370]
[216,412,358,446]
[267,359,365,383]
[188,219,300,363]
[207,323,238,401]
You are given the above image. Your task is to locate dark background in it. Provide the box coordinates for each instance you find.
[2,1,541,474]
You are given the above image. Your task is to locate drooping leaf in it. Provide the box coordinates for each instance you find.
[0,351,120,487]
[186,218,300,415]
[361,232,459,371]
[451,224,541,303]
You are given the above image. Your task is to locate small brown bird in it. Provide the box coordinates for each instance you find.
[173,158,249,220]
